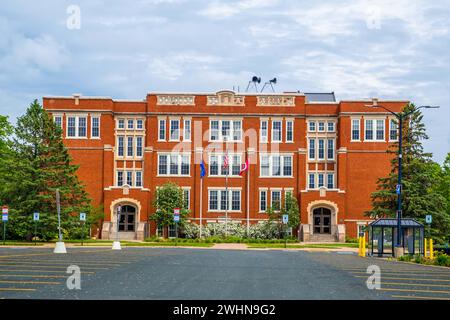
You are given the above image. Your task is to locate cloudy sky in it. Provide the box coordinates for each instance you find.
[1,0,449,162]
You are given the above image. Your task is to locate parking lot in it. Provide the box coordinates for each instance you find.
[0,247,449,300]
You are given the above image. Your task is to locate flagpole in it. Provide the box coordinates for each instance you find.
[200,174,203,238]
[246,153,250,236]
[225,150,229,238]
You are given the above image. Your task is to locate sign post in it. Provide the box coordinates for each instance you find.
[426,215,432,239]
[33,212,39,246]
[2,206,8,245]
[282,214,288,248]
[174,208,180,246]
[53,189,67,253]
[80,212,86,246]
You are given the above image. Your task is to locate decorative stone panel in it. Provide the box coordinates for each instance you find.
[157,95,195,105]
[257,95,295,106]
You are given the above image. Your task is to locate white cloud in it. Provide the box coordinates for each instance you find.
[200,0,279,19]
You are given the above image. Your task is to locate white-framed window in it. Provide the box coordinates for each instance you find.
[168,225,176,238]
[127,119,134,130]
[183,119,191,141]
[327,173,334,189]
[286,120,293,142]
[170,119,180,141]
[136,119,144,130]
[259,154,293,177]
[308,139,315,160]
[308,173,315,189]
[271,120,282,142]
[351,119,360,141]
[126,171,133,186]
[318,121,325,132]
[53,115,62,129]
[135,171,143,187]
[158,119,166,141]
[118,119,125,129]
[389,118,398,141]
[66,116,87,138]
[271,190,281,211]
[365,119,374,141]
[327,139,335,160]
[91,116,100,138]
[365,118,385,141]
[136,136,143,157]
[259,189,267,212]
[117,136,124,157]
[127,137,133,157]
[318,173,324,188]
[308,121,316,132]
[260,120,268,143]
[182,188,190,210]
[158,154,190,176]
[209,119,242,142]
[117,171,124,186]
[208,189,241,212]
[327,122,335,132]
[318,139,325,160]
[209,154,241,177]
[376,119,385,141]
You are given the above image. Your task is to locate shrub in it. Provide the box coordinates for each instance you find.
[435,253,450,267]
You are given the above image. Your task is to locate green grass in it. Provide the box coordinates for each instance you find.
[0,241,46,246]
[247,243,359,249]
[71,241,213,247]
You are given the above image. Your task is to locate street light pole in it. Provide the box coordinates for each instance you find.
[366,99,439,253]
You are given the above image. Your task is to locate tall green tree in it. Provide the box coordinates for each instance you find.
[1,100,93,240]
[367,103,449,242]
[266,193,300,238]
[0,115,13,193]
[150,182,189,237]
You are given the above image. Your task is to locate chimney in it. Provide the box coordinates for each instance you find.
[73,93,81,105]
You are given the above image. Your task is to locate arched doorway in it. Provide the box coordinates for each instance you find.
[313,207,331,234]
[118,205,136,232]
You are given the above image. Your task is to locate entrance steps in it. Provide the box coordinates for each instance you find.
[308,234,337,242]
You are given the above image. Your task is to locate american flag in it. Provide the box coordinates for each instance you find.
[223,153,229,168]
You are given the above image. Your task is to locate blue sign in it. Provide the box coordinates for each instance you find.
[2,214,8,222]
[80,212,86,221]
[174,214,180,223]
[396,184,401,195]
[282,214,288,224]
[426,215,432,224]
[33,212,39,221]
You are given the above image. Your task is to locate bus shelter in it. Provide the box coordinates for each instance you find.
[369,218,424,257]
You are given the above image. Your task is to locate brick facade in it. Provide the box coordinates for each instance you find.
[43,91,406,241]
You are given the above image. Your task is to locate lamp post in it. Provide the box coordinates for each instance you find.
[366,99,439,255]
[112,205,122,250]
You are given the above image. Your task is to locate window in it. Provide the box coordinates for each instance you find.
[286,120,293,142]
[118,119,125,129]
[126,171,133,186]
[233,121,242,141]
[327,139,334,160]
[376,119,385,141]
[352,119,360,141]
[159,119,166,141]
[183,119,191,141]
[158,154,190,176]
[136,136,143,157]
[327,173,334,189]
[67,117,76,137]
[137,119,143,130]
[183,189,190,210]
[117,136,124,157]
[365,119,374,140]
[272,120,282,142]
[135,171,142,187]
[168,225,176,238]
[271,190,281,211]
[54,116,62,129]
[170,119,180,141]
[222,120,231,141]
[389,119,398,141]
[209,190,218,210]
[259,190,267,212]
[309,173,315,189]
[309,121,316,132]
[127,137,133,157]
[209,190,241,212]
[318,174,324,188]
[260,155,292,177]
[318,122,325,132]
[209,154,241,176]
[127,119,134,130]
[327,122,335,132]
[309,139,315,159]
[91,117,100,138]
[210,120,219,141]
[260,120,268,143]
[318,139,325,160]
[117,171,123,186]
[78,117,87,137]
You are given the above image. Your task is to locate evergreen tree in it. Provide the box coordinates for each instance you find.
[2,100,93,240]
[367,103,449,242]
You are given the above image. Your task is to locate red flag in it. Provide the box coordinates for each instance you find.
[223,154,229,168]
[239,159,249,176]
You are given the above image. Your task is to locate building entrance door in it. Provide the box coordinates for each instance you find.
[313,207,331,234]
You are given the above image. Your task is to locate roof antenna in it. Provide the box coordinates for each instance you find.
[246,76,261,92]
[261,78,277,92]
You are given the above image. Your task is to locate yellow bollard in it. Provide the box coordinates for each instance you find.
[358,237,362,256]
[429,239,434,260]
[424,238,428,258]
[362,236,366,257]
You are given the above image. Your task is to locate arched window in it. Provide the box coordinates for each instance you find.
[313,207,331,234]
[118,205,136,232]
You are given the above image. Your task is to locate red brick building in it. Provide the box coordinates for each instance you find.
[43,91,406,241]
